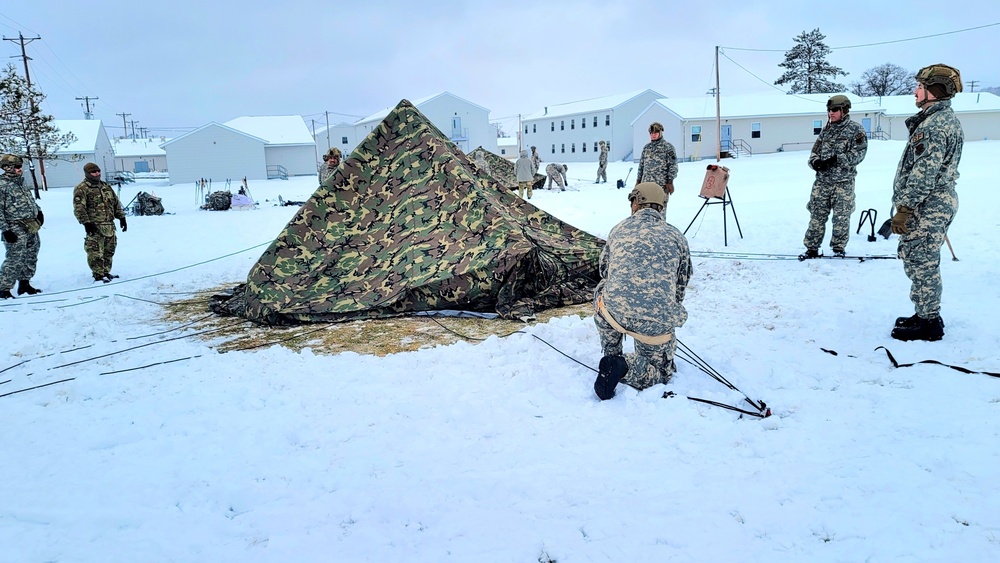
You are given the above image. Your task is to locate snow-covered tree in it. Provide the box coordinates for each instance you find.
[774,29,847,94]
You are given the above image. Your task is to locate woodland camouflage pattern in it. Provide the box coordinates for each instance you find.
[469,146,546,193]
[893,99,963,318]
[215,100,604,325]
[594,208,692,390]
[803,114,868,251]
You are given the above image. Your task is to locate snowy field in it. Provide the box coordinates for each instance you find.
[2,140,998,562]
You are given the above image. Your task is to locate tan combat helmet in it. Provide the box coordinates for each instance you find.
[629,182,666,210]
[826,94,852,114]
[0,154,24,170]
[915,64,963,99]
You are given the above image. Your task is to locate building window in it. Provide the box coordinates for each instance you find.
[571,119,575,130]
[582,118,586,129]
[751,122,761,139]
[341,137,348,144]
[691,126,702,142]
[560,120,565,131]
[501,148,507,155]
[524,125,528,134]
[532,124,536,133]
[605,115,610,126]
[582,143,587,152]
[561,144,565,154]
[593,142,598,152]
[551,144,556,154]
[551,122,555,132]
[813,120,822,135]
[593,116,598,127]
[571,143,576,153]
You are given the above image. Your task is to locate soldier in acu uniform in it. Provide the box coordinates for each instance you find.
[595,140,608,184]
[799,94,869,259]
[889,64,964,342]
[73,163,127,283]
[636,122,678,215]
[592,182,693,400]
[530,146,542,175]
[0,154,44,298]
[545,162,568,191]
[319,148,341,184]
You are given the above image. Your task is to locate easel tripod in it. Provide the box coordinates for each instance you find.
[683,185,743,246]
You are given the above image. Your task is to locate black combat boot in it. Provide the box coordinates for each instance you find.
[832,248,846,258]
[798,248,821,260]
[594,355,629,401]
[895,314,946,329]
[16,280,41,295]
[891,316,945,342]
[0,289,13,299]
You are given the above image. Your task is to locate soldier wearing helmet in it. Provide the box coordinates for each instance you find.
[0,154,44,298]
[636,122,678,216]
[592,182,693,400]
[595,140,609,184]
[888,64,964,342]
[529,146,542,175]
[319,147,342,184]
[799,94,869,260]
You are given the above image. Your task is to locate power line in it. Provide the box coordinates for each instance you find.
[722,22,1000,52]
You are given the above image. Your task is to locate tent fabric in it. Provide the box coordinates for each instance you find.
[468,146,546,193]
[214,99,604,326]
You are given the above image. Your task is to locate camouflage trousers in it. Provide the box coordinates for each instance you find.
[803,181,856,250]
[0,227,40,290]
[547,172,566,189]
[518,181,533,199]
[84,231,118,277]
[898,195,958,318]
[594,307,677,390]
[596,163,607,182]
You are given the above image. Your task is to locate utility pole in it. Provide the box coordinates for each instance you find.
[966,80,979,93]
[325,111,331,152]
[3,32,47,196]
[311,119,319,164]
[76,96,99,119]
[116,112,131,140]
[138,127,148,139]
[128,119,139,139]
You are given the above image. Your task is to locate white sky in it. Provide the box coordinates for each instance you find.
[2,1,998,138]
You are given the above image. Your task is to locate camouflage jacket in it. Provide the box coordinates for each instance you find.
[599,145,608,167]
[73,178,125,226]
[0,173,40,233]
[892,100,964,210]
[530,151,542,172]
[319,163,337,185]
[597,208,692,327]
[808,115,868,182]
[636,137,678,186]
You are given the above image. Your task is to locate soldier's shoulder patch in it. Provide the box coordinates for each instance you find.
[911,131,925,143]
[915,143,925,155]
[855,132,866,144]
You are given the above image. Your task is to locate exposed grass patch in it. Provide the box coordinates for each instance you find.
[158,284,593,356]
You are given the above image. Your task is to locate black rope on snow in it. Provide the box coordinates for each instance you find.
[113,293,167,306]
[100,355,203,376]
[221,323,337,353]
[127,313,217,340]
[55,296,109,309]
[875,346,1000,378]
[0,378,76,399]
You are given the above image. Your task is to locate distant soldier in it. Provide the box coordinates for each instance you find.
[545,163,568,191]
[636,122,678,214]
[592,182,693,400]
[73,163,127,283]
[0,154,44,298]
[889,64,964,342]
[474,151,492,176]
[530,146,542,174]
[515,149,535,199]
[595,140,609,184]
[799,95,869,259]
[319,147,342,184]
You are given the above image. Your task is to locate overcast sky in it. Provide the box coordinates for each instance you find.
[2,1,997,139]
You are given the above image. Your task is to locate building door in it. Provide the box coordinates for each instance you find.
[720,125,732,152]
[133,161,150,173]
[451,117,462,138]
[861,117,872,138]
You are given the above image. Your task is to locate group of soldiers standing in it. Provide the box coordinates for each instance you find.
[0,157,127,299]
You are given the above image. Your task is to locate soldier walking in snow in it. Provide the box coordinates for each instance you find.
[545,163,568,191]
[799,95,869,259]
[0,154,44,298]
[73,163,127,283]
[889,64,964,342]
[515,149,535,199]
[636,122,678,215]
[595,140,609,184]
[530,146,542,174]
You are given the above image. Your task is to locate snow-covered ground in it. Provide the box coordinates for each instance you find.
[2,140,998,562]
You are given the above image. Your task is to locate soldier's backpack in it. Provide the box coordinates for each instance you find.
[136,192,165,216]
[202,191,232,211]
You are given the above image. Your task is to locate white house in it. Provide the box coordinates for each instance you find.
[313,121,360,160]
[354,92,492,155]
[496,136,518,158]
[520,89,665,164]
[636,92,1000,162]
[111,137,168,173]
[29,119,115,189]
[162,116,316,185]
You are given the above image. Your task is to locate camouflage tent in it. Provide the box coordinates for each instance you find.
[214,99,604,326]
[468,146,546,193]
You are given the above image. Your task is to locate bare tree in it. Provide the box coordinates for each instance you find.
[0,63,76,198]
[774,28,847,94]
[850,63,914,97]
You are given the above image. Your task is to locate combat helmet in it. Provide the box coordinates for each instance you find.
[323,147,342,162]
[826,94,852,114]
[915,64,962,99]
[0,154,24,170]
[628,182,666,210]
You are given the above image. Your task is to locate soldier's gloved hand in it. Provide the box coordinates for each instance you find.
[37,210,44,226]
[119,217,127,232]
[891,206,913,235]
[2,230,16,244]
[823,155,838,169]
[664,182,675,195]
[84,222,98,236]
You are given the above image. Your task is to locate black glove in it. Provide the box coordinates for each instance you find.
[820,156,838,170]
[2,230,16,244]
[119,217,127,232]
[84,223,98,236]
[37,210,44,226]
